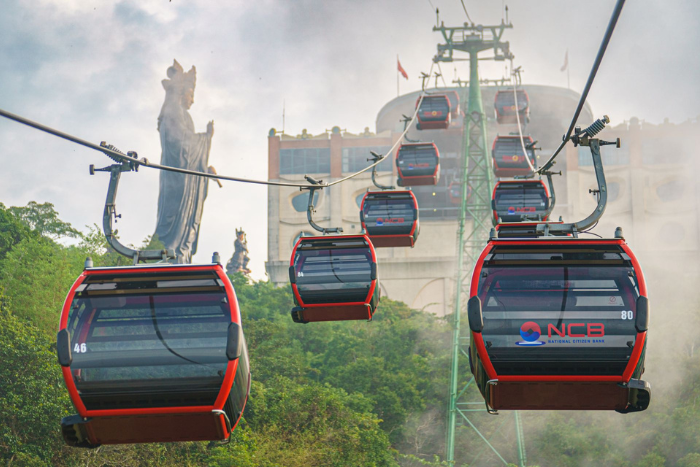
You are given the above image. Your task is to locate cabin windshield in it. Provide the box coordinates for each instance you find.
[66,272,231,409]
[294,240,373,304]
[495,91,528,111]
[493,138,535,167]
[477,244,640,375]
[363,194,416,236]
[494,184,548,214]
[397,145,438,177]
[419,96,450,118]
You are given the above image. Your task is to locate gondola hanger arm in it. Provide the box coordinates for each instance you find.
[537,0,625,175]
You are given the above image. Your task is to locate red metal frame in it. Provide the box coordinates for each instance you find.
[360,191,419,248]
[415,95,451,130]
[491,135,536,178]
[469,238,648,384]
[58,263,246,440]
[395,142,440,186]
[290,235,379,321]
[491,179,550,223]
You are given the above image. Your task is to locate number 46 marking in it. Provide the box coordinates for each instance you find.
[74,343,87,353]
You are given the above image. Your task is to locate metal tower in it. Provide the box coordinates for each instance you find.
[433,19,525,466]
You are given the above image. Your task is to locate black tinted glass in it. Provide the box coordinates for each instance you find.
[294,243,373,304]
[363,195,416,236]
[397,145,438,177]
[478,245,640,375]
[67,272,232,409]
[494,184,548,217]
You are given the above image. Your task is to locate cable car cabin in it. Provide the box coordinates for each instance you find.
[416,95,451,130]
[290,235,380,323]
[396,142,440,186]
[444,90,462,119]
[492,135,536,178]
[494,89,530,125]
[467,239,650,413]
[448,182,472,205]
[57,263,250,448]
[492,180,549,224]
[360,191,419,248]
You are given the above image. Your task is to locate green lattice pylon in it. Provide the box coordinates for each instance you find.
[433,20,526,467]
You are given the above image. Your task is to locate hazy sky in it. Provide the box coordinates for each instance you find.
[1,0,698,278]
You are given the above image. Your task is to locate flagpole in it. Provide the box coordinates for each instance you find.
[397,54,400,97]
[567,64,570,89]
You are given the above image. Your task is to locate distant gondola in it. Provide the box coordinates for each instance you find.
[492,179,549,223]
[396,142,440,186]
[360,190,419,248]
[492,135,536,178]
[444,90,462,120]
[448,181,471,205]
[58,263,250,447]
[467,238,650,412]
[416,95,451,130]
[494,89,530,125]
[290,235,380,323]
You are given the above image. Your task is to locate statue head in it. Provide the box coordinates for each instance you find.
[162,59,197,109]
[236,228,246,240]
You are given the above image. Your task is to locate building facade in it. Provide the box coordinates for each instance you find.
[266,85,700,315]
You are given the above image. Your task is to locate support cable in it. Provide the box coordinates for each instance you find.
[509,63,537,174]
[537,0,625,175]
[0,93,424,190]
[459,0,473,23]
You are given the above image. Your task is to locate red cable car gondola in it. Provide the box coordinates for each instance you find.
[494,89,530,125]
[290,235,380,323]
[444,90,462,120]
[492,179,550,224]
[57,263,250,447]
[416,95,451,130]
[492,135,536,178]
[467,237,650,412]
[448,181,472,205]
[396,142,440,186]
[360,190,419,248]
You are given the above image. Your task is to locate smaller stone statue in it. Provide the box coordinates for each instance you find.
[226,228,251,275]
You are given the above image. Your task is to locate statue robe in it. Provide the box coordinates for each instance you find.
[154,100,212,264]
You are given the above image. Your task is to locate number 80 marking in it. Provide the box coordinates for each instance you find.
[620,310,633,320]
[74,343,87,353]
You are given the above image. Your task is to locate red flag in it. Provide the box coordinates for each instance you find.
[397,58,409,80]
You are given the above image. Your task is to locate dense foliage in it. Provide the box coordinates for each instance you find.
[0,201,698,466]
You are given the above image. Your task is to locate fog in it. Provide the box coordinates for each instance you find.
[1,0,698,278]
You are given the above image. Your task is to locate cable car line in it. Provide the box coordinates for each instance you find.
[537,0,625,175]
[0,93,424,190]
[509,63,537,175]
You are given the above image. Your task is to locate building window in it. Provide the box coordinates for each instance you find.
[642,138,691,165]
[656,179,684,202]
[280,148,331,175]
[342,146,392,173]
[291,191,319,212]
[578,142,629,166]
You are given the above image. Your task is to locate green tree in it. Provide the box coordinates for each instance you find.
[8,202,80,239]
[0,299,71,466]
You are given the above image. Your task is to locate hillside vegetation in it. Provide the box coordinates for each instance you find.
[0,201,699,467]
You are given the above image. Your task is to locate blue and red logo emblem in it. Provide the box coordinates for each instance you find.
[516,321,546,346]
